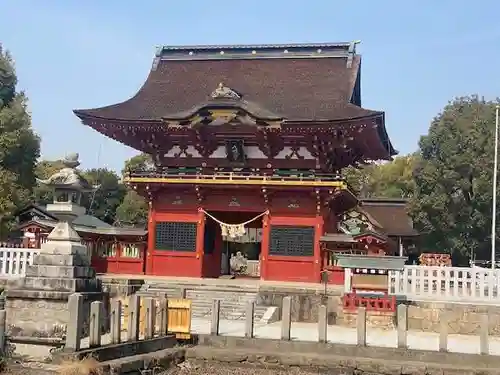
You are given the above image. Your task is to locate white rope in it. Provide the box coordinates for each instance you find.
[200,209,269,239]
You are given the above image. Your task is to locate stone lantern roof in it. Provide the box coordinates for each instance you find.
[37,153,99,222]
[37,153,98,193]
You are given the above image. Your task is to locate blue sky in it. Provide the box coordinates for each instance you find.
[1,1,499,173]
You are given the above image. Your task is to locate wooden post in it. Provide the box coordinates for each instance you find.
[356,307,366,346]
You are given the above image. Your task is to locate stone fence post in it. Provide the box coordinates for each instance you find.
[66,293,84,351]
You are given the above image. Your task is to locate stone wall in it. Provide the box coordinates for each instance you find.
[5,292,105,337]
[408,301,500,336]
[257,287,341,324]
[99,277,144,299]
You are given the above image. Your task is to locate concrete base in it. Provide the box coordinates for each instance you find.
[5,291,102,337]
[4,222,104,336]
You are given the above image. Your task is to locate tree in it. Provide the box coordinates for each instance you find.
[121,153,153,175]
[369,155,418,198]
[342,155,417,198]
[115,153,151,226]
[32,159,66,205]
[0,46,40,237]
[115,190,148,227]
[83,168,126,224]
[409,96,498,264]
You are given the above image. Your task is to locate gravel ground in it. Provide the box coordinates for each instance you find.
[160,361,327,375]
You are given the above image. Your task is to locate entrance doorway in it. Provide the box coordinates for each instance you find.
[205,211,263,278]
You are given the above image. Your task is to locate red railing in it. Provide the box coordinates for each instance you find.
[342,292,396,312]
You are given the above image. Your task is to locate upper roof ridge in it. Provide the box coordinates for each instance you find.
[153,41,361,62]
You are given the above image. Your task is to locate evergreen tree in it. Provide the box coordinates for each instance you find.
[0,45,41,237]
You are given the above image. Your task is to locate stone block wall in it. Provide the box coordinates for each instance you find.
[408,301,500,336]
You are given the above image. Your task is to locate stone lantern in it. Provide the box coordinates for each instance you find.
[38,153,99,222]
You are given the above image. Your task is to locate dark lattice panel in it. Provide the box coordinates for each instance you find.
[269,226,314,257]
[155,222,197,252]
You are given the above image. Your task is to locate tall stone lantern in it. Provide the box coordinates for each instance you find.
[5,153,104,338]
[38,153,99,222]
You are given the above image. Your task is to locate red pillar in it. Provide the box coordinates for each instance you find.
[260,212,270,280]
[196,209,206,277]
[314,214,324,283]
[145,202,155,275]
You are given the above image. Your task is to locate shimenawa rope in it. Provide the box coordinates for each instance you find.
[200,209,269,239]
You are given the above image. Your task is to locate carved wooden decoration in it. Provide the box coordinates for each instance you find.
[211,83,242,100]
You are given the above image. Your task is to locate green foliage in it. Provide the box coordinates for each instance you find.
[115,153,151,226]
[122,153,153,174]
[0,47,40,237]
[409,96,499,263]
[0,44,15,107]
[32,159,66,205]
[82,168,126,224]
[115,190,148,227]
[342,155,417,198]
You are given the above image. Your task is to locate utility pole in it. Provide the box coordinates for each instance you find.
[491,105,499,269]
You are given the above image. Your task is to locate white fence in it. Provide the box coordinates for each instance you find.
[0,248,39,277]
[389,265,500,303]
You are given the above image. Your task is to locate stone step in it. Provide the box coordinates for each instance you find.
[140,284,271,321]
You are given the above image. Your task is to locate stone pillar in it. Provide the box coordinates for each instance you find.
[158,295,168,337]
[211,299,220,335]
[318,305,327,343]
[357,307,366,346]
[5,222,102,338]
[480,314,489,355]
[66,293,84,351]
[439,312,448,352]
[89,301,103,347]
[281,296,292,341]
[0,308,6,354]
[110,299,122,344]
[397,304,407,349]
[144,297,156,339]
[127,294,140,341]
[245,301,255,338]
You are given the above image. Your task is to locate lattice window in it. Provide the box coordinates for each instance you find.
[155,222,197,252]
[269,226,314,257]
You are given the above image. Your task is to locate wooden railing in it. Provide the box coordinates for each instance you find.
[126,170,345,183]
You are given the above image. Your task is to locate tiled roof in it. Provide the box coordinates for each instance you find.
[361,198,418,237]
[74,42,382,122]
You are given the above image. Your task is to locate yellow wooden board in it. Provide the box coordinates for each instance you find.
[118,297,192,339]
[168,299,192,339]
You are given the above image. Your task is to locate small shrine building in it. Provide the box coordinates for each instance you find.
[74,42,415,283]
